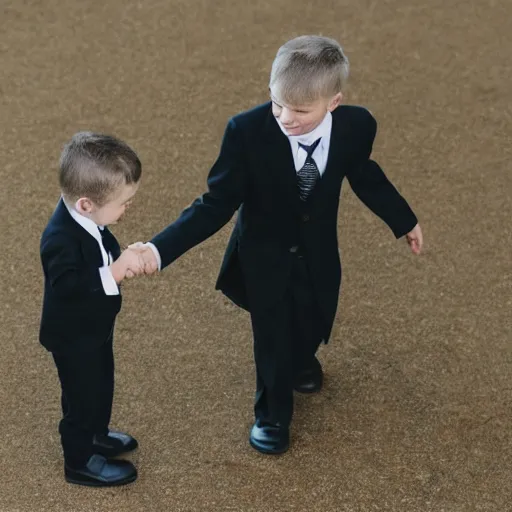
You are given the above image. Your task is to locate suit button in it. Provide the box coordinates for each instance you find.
[289,245,299,253]
[302,214,310,222]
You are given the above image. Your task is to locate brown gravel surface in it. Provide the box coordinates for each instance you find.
[1,0,511,510]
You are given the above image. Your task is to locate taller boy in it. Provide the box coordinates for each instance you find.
[143,36,423,454]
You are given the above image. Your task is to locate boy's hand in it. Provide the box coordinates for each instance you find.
[111,247,145,283]
[128,242,159,275]
[406,223,423,255]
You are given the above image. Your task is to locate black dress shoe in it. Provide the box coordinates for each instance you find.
[294,357,323,394]
[93,431,138,457]
[65,454,137,487]
[249,420,289,454]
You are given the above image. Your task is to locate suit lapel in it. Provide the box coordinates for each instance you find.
[307,107,352,211]
[263,108,302,210]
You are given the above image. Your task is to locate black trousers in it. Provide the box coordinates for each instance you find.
[51,334,114,468]
[250,253,323,427]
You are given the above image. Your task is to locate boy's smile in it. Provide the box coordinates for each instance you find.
[270,88,342,136]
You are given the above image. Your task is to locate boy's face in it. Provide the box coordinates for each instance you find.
[76,182,139,226]
[270,88,342,136]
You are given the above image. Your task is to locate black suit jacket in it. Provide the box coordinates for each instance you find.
[151,103,417,341]
[39,199,122,352]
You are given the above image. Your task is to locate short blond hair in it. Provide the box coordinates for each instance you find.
[59,132,141,206]
[269,35,349,105]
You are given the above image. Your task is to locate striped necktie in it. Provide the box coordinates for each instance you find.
[297,138,321,201]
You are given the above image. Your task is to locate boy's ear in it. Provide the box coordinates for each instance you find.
[328,92,343,111]
[75,197,94,214]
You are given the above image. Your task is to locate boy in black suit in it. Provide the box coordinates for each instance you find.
[138,36,423,454]
[40,132,146,485]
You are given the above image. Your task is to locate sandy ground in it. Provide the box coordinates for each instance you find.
[1,0,511,510]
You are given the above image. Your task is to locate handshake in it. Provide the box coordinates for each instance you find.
[110,243,159,283]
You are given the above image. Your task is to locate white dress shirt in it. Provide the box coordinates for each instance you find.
[64,200,120,296]
[276,111,332,175]
[145,112,333,271]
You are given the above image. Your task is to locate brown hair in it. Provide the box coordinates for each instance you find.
[59,131,141,206]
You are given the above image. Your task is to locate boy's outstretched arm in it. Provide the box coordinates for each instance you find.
[147,118,246,270]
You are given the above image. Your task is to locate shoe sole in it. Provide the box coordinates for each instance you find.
[249,438,289,455]
[294,385,322,394]
[65,473,137,487]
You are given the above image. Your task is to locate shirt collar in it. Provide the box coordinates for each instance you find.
[277,111,332,147]
[63,197,104,242]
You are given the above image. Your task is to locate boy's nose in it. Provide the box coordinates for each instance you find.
[279,107,295,125]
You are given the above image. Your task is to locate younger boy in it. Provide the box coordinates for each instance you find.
[140,36,423,454]
[40,132,145,486]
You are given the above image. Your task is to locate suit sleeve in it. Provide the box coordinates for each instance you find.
[41,234,105,298]
[151,118,246,269]
[346,110,418,238]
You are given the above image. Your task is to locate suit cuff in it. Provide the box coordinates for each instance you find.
[392,212,418,239]
[99,266,120,295]
[144,242,162,271]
